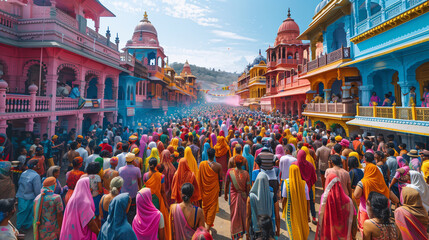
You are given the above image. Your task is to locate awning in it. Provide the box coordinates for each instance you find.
[347,117,429,136]
[271,86,310,98]
[149,76,163,81]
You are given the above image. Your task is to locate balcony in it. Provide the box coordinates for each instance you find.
[357,104,429,121]
[55,98,79,111]
[120,53,135,67]
[303,47,351,73]
[237,83,249,91]
[276,59,298,65]
[249,76,266,86]
[104,100,116,108]
[305,102,356,115]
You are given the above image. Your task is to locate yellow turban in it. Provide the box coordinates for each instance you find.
[335,136,342,142]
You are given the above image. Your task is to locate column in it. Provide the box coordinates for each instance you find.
[0,80,8,114]
[25,118,34,132]
[359,84,374,106]
[45,74,57,111]
[0,120,7,135]
[47,116,57,137]
[76,113,84,135]
[97,75,105,108]
[39,118,48,136]
[97,112,104,127]
[28,84,38,112]
[398,81,417,107]
[323,89,331,103]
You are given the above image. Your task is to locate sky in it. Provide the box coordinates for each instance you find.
[98,0,320,73]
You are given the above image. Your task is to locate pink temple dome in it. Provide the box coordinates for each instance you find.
[181,60,192,75]
[275,9,302,46]
[127,11,159,47]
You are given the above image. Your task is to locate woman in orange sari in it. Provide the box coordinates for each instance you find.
[184,147,198,176]
[161,149,176,204]
[171,158,201,204]
[143,158,171,240]
[214,136,230,179]
[64,157,84,205]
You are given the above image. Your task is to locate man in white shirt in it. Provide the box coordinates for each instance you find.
[76,141,89,170]
[116,143,129,170]
[85,146,101,171]
[279,144,297,180]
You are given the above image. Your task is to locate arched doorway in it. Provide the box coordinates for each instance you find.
[118,86,125,100]
[416,62,429,98]
[148,52,156,65]
[293,101,298,117]
[317,82,324,98]
[86,75,98,99]
[58,67,77,91]
[25,64,47,96]
[331,123,346,137]
[104,78,113,99]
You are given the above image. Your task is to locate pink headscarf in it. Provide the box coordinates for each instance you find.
[275,144,285,160]
[132,188,161,240]
[295,150,317,188]
[139,134,148,158]
[210,133,217,148]
[60,178,96,240]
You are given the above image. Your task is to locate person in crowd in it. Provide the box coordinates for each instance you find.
[31,147,45,177]
[295,149,317,224]
[100,150,112,171]
[67,142,80,171]
[255,215,275,240]
[170,183,205,239]
[185,146,199,176]
[85,145,101,171]
[99,176,123,226]
[348,155,364,192]
[45,166,63,196]
[315,173,354,240]
[325,154,352,198]
[171,158,201,204]
[145,147,160,172]
[408,149,421,172]
[375,151,390,186]
[119,152,142,224]
[160,149,176,203]
[192,227,214,240]
[102,157,119,193]
[382,94,392,106]
[282,164,309,240]
[98,193,137,240]
[407,170,429,212]
[362,192,402,240]
[131,148,144,173]
[214,136,230,179]
[16,159,41,232]
[0,161,15,199]
[143,158,171,239]
[242,144,254,175]
[279,144,296,183]
[33,176,64,240]
[316,138,331,189]
[198,148,222,232]
[369,92,381,106]
[224,154,250,239]
[60,178,100,239]
[64,157,85,204]
[421,150,429,180]
[0,198,21,240]
[133,188,166,240]
[394,187,429,239]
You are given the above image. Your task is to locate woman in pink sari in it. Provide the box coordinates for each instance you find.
[59,177,99,240]
[160,149,176,204]
[133,188,165,240]
[395,187,429,240]
[275,144,285,160]
[316,173,354,240]
[209,133,217,148]
[138,134,148,159]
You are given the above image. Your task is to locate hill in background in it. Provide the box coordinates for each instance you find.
[170,62,239,89]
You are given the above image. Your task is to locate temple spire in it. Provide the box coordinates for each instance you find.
[143,11,148,21]
[287,8,291,18]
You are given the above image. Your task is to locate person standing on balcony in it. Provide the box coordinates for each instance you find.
[69,85,80,99]
[421,86,429,107]
[56,82,69,98]
[403,86,417,106]
[381,94,392,106]
[369,92,380,106]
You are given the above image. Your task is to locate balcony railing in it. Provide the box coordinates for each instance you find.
[305,102,356,115]
[55,98,79,111]
[304,47,351,72]
[357,104,429,121]
[120,53,135,66]
[5,95,32,113]
[249,76,266,85]
[104,99,116,108]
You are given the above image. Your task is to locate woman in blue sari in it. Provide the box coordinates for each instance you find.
[242,144,254,175]
[201,142,212,162]
[98,193,137,240]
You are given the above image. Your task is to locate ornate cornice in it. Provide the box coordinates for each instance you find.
[351,1,429,44]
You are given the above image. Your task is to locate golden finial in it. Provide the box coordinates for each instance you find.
[144,11,148,21]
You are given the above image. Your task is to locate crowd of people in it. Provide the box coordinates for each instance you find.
[0,103,428,240]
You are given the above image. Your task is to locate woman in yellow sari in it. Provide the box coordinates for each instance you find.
[169,138,179,151]
[259,127,266,137]
[145,148,160,173]
[283,129,292,142]
[184,147,198,176]
[226,130,234,143]
[143,158,171,240]
[283,164,309,240]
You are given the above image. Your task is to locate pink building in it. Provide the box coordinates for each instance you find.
[0,0,125,136]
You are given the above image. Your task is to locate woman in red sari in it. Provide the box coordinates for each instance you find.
[214,136,230,179]
[143,158,171,240]
[315,173,354,240]
[161,149,176,204]
[224,155,250,239]
[64,157,84,205]
[171,159,200,204]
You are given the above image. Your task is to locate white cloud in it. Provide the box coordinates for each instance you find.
[209,39,224,43]
[212,30,256,42]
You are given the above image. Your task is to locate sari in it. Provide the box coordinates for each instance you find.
[249,172,274,235]
[60,178,96,240]
[139,135,148,159]
[133,188,162,240]
[259,127,266,137]
[284,165,309,240]
[201,142,211,161]
[171,159,201,203]
[395,187,429,240]
[408,170,429,212]
[146,142,157,161]
[210,133,217,148]
[361,163,389,199]
[301,146,316,169]
[98,193,137,240]
[296,150,316,189]
[315,174,353,240]
[242,144,254,175]
[171,204,197,239]
[170,138,179,151]
[275,144,285,160]
[145,148,160,172]
[197,161,220,228]
[284,129,292,142]
[214,136,230,177]
[143,172,171,240]
[157,141,165,155]
[226,130,234,143]
[185,147,198,176]
[160,149,176,203]
[227,168,249,238]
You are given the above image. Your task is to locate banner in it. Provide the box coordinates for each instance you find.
[78,97,101,109]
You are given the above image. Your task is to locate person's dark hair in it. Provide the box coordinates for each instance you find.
[364,152,375,164]
[285,144,293,154]
[149,157,158,170]
[256,136,262,142]
[348,156,359,169]
[0,198,16,217]
[207,148,215,160]
[363,140,373,149]
[386,148,395,157]
[100,150,111,158]
[181,182,194,202]
[399,143,406,149]
[236,159,243,169]
[86,162,101,175]
[114,150,122,156]
[178,147,185,158]
[235,145,242,155]
[157,163,165,173]
[334,144,342,154]
[322,138,328,146]
[316,135,321,140]
[275,133,281,141]
[184,134,189,141]
[386,142,395,149]
[387,134,394,141]
[94,146,102,154]
[247,133,253,141]
[416,142,425,150]
[375,151,384,161]
[70,141,78,150]
[330,154,342,167]
[297,142,304,150]
[122,143,129,151]
[282,138,288,145]
[257,214,275,240]
[368,191,391,224]
[72,158,82,168]
[353,134,359,140]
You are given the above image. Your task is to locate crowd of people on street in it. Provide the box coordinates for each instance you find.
[0,103,429,240]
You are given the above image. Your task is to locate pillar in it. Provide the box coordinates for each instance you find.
[39,118,48,136]
[48,116,57,137]
[342,85,351,99]
[76,113,84,135]
[97,112,104,127]
[45,74,57,111]
[0,80,8,114]
[0,120,7,135]
[28,84,38,112]
[25,118,34,132]
[323,89,331,103]
[97,77,105,108]
[359,84,374,106]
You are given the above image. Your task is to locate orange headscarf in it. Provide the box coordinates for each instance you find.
[226,130,234,143]
[184,147,198,176]
[171,158,201,203]
[214,136,230,158]
[361,163,389,199]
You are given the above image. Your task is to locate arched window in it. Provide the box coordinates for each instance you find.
[148,52,156,66]
[331,23,347,51]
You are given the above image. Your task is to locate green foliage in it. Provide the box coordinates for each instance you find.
[170,62,238,89]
